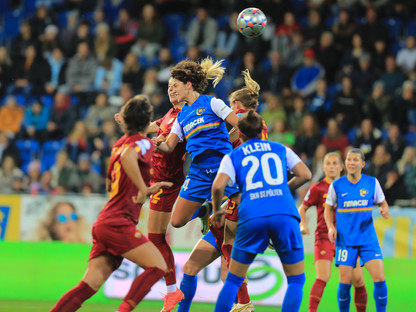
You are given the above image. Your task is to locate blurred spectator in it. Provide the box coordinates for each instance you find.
[155,48,175,91]
[108,82,134,107]
[0,156,24,193]
[11,175,26,193]
[397,146,416,199]
[214,11,241,60]
[84,93,117,136]
[0,132,21,166]
[141,69,161,96]
[268,118,295,148]
[362,81,391,129]
[67,153,102,193]
[65,21,94,58]
[94,57,123,96]
[186,46,201,62]
[234,51,262,88]
[357,7,388,50]
[0,47,13,97]
[50,150,75,190]
[149,90,171,121]
[131,3,165,61]
[112,8,138,60]
[311,144,328,183]
[321,118,349,157]
[121,52,145,93]
[302,10,325,47]
[291,48,325,97]
[29,5,56,41]
[260,51,291,96]
[10,21,39,62]
[186,6,218,56]
[260,94,287,129]
[393,80,416,132]
[351,52,376,99]
[367,144,393,186]
[307,78,332,126]
[282,30,305,70]
[371,38,388,76]
[383,123,406,163]
[93,23,117,63]
[339,33,367,78]
[272,11,301,61]
[91,7,106,34]
[354,118,382,160]
[0,96,24,136]
[314,31,340,83]
[332,8,357,51]
[384,168,408,205]
[7,44,51,97]
[396,35,416,75]
[40,24,61,59]
[23,99,50,141]
[293,114,321,166]
[380,55,407,97]
[331,75,361,131]
[31,170,56,195]
[26,160,42,194]
[59,11,79,54]
[45,46,67,95]
[288,95,308,133]
[65,121,88,164]
[46,92,77,140]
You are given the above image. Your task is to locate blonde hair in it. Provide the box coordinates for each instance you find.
[228,69,260,110]
[200,57,225,88]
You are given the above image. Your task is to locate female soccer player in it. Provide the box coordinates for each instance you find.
[49,96,172,312]
[145,81,187,312]
[175,69,266,312]
[325,148,390,312]
[211,111,312,312]
[299,152,367,312]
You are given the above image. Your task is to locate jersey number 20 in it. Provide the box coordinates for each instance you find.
[242,153,284,191]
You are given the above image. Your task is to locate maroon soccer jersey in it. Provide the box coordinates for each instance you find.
[233,109,268,149]
[96,134,154,226]
[151,108,187,186]
[302,178,337,241]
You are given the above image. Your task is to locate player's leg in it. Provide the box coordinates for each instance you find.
[352,258,367,312]
[170,196,202,228]
[148,187,184,312]
[117,241,167,312]
[281,260,305,312]
[49,255,116,312]
[364,259,387,312]
[338,265,354,312]
[178,236,221,312]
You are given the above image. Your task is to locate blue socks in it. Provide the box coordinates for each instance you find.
[214,272,244,312]
[338,283,352,312]
[282,273,305,312]
[177,274,197,312]
[374,281,387,312]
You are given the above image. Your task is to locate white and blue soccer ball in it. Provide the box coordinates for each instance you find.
[237,7,267,38]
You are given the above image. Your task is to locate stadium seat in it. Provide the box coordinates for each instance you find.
[23,0,36,16]
[41,139,65,171]
[163,13,186,39]
[169,36,187,62]
[4,11,22,41]
[382,18,403,38]
[405,132,416,146]
[406,19,416,37]
[15,139,40,173]
[347,128,357,146]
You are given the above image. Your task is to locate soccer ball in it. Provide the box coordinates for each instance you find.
[237,8,267,38]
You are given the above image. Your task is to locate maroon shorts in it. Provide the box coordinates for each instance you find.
[225,199,238,222]
[314,239,336,262]
[89,223,149,269]
[149,186,181,212]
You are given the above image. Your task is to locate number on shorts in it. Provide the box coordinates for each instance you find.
[151,188,163,204]
[242,153,284,191]
[183,178,190,191]
[109,160,121,199]
[337,249,348,262]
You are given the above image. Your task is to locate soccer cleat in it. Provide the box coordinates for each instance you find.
[160,288,184,312]
[200,201,212,235]
[230,301,255,312]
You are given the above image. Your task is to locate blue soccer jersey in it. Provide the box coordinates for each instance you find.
[326,174,385,247]
[218,138,302,223]
[171,94,233,161]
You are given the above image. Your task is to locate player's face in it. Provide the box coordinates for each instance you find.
[345,152,364,175]
[323,155,343,179]
[168,78,189,103]
[167,78,181,105]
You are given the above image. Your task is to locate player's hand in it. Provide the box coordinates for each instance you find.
[152,136,165,147]
[380,205,390,219]
[132,190,147,205]
[147,181,173,195]
[328,225,337,244]
[300,222,310,235]
[211,210,226,228]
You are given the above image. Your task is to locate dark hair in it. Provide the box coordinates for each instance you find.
[238,110,263,140]
[347,148,365,161]
[121,95,153,134]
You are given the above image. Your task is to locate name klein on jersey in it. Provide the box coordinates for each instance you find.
[242,142,272,155]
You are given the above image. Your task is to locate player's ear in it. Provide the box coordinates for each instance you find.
[361,161,366,168]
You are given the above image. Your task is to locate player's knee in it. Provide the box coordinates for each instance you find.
[170,217,186,228]
[352,275,365,287]
[372,275,385,283]
[183,261,200,276]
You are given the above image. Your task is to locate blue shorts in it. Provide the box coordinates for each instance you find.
[335,242,383,267]
[232,214,304,265]
[179,156,239,203]
[201,230,220,253]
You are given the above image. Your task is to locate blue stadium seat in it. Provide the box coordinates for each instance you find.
[163,13,186,39]
[217,15,228,29]
[382,18,403,38]
[4,11,22,41]
[15,139,40,173]
[347,128,357,146]
[405,132,416,146]
[169,36,187,62]
[41,139,65,171]
[406,19,416,37]
[23,0,36,16]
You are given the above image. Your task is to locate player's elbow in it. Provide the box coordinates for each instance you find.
[299,167,312,182]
